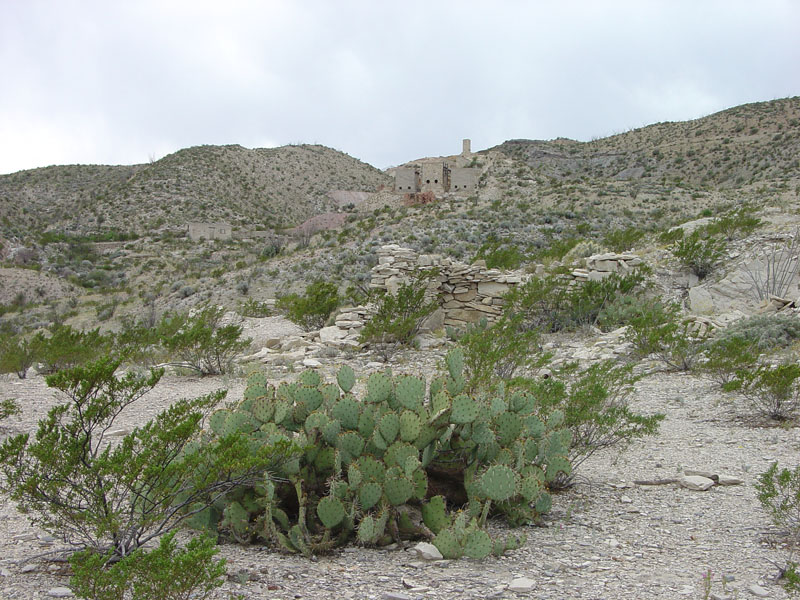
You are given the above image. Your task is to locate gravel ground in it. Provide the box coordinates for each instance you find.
[0,350,797,600]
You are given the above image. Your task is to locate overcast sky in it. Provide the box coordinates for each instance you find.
[1,0,798,175]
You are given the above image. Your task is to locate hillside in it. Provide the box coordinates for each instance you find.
[0,144,392,239]
[493,96,800,188]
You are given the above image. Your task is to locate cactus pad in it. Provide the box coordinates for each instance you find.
[316,495,345,528]
[358,482,382,510]
[384,441,416,469]
[395,375,425,410]
[378,412,400,444]
[450,394,479,424]
[446,348,464,380]
[383,475,413,506]
[337,431,366,461]
[366,372,392,403]
[331,396,360,430]
[493,412,523,446]
[433,528,462,559]
[480,465,518,502]
[357,456,385,482]
[545,456,571,482]
[535,491,552,514]
[208,409,230,436]
[298,370,321,387]
[399,411,421,442]
[421,496,449,534]
[464,529,493,559]
[295,386,324,413]
[336,364,356,393]
[357,514,376,543]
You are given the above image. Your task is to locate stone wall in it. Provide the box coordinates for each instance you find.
[323,246,647,343]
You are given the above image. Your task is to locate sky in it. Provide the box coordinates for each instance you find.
[1,0,799,175]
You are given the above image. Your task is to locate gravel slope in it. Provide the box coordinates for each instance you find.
[0,358,797,600]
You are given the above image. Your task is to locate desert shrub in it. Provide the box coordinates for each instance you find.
[745,228,800,301]
[199,349,568,558]
[277,281,340,330]
[237,298,272,318]
[625,302,706,370]
[699,334,760,388]
[506,270,647,333]
[159,305,251,375]
[0,334,38,379]
[515,361,663,487]
[457,315,548,393]
[671,230,727,279]
[0,357,286,560]
[359,272,438,352]
[0,398,20,421]
[756,462,800,595]
[603,227,645,252]
[718,314,800,351]
[658,227,684,246]
[70,531,225,600]
[595,293,656,331]
[705,205,762,240]
[734,362,800,421]
[473,239,524,270]
[32,324,112,374]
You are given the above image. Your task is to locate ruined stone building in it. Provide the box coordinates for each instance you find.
[393,139,478,195]
[187,222,232,241]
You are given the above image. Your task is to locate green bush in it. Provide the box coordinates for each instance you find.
[718,314,800,351]
[603,227,645,252]
[237,298,273,318]
[625,302,706,371]
[506,270,647,333]
[197,349,569,558]
[0,398,20,421]
[359,273,438,352]
[515,361,663,487]
[457,315,548,393]
[699,334,760,388]
[70,531,225,600]
[0,334,38,379]
[734,362,800,421]
[32,324,112,374]
[277,281,340,330]
[159,305,251,375]
[0,357,286,560]
[705,205,762,240]
[671,230,727,279]
[756,462,800,595]
[473,239,524,270]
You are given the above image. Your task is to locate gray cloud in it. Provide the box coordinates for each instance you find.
[1,0,798,174]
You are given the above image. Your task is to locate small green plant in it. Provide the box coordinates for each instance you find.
[0,398,20,421]
[69,531,226,600]
[705,205,762,240]
[32,324,112,374]
[756,462,800,595]
[517,361,663,486]
[237,298,273,318]
[159,305,251,375]
[0,357,284,559]
[671,230,727,279]
[277,281,340,330]
[717,314,800,351]
[506,270,647,333]
[603,227,645,252]
[457,315,548,393]
[734,362,800,421]
[0,334,38,379]
[359,272,439,353]
[473,238,524,270]
[625,302,706,371]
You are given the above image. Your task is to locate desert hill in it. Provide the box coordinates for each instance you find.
[0,144,391,240]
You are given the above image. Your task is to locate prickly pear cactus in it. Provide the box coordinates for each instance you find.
[199,350,570,558]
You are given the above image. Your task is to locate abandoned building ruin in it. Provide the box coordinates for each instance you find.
[187,222,232,241]
[393,139,478,195]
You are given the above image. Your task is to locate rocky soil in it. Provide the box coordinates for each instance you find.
[1,329,798,600]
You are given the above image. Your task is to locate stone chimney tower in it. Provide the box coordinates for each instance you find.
[462,139,471,155]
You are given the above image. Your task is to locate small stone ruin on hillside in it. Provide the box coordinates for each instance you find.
[321,245,646,348]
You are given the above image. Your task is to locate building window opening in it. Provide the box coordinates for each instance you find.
[434,179,438,183]
[426,179,430,184]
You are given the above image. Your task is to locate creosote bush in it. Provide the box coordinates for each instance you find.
[277,281,340,330]
[756,462,800,595]
[625,301,706,371]
[0,356,288,560]
[671,229,727,279]
[359,272,439,353]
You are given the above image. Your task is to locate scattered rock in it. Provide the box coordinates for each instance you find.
[508,577,536,592]
[411,542,443,561]
[748,583,771,597]
[47,588,73,598]
[679,475,716,491]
